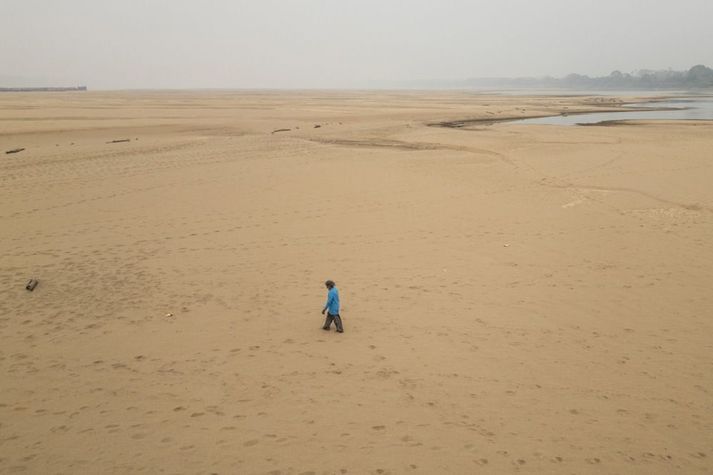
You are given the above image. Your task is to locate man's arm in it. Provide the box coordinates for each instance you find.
[322,291,333,314]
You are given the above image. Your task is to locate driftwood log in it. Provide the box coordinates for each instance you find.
[5,148,25,154]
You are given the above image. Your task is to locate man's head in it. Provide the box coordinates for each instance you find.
[325,280,335,289]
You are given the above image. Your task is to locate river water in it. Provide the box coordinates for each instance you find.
[510,97,713,126]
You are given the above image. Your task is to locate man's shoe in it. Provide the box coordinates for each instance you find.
[336,329,344,333]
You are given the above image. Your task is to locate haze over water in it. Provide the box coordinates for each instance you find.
[1,0,712,89]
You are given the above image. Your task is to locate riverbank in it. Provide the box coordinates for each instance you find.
[1,91,712,474]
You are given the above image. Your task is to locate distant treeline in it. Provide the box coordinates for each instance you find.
[463,65,713,90]
[0,86,87,92]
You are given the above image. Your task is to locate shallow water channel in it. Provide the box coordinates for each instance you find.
[511,97,713,126]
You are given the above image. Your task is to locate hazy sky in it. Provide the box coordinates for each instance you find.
[2,0,712,89]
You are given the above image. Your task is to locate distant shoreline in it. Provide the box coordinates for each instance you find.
[0,86,87,92]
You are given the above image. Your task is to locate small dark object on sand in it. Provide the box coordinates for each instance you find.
[5,148,25,154]
[314,124,321,128]
[272,128,291,134]
[107,139,131,144]
[26,279,39,291]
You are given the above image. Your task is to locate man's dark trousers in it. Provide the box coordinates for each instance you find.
[323,313,344,332]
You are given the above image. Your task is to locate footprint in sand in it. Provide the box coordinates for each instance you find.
[6,466,28,473]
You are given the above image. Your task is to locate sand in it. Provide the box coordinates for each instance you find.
[1,90,712,474]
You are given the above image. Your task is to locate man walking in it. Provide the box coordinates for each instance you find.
[321,280,343,333]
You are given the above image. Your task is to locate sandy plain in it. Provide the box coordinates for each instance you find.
[0,91,712,474]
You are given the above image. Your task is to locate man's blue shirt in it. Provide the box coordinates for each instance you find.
[326,287,340,315]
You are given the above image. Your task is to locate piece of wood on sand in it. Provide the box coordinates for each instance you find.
[5,148,25,154]
[107,139,131,144]
[25,279,39,291]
